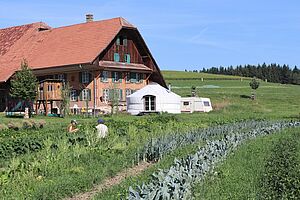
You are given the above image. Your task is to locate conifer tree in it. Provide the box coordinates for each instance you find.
[10,60,37,102]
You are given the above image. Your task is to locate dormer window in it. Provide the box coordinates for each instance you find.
[116,36,127,46]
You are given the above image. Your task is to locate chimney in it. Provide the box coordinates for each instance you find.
[86,14,94,22]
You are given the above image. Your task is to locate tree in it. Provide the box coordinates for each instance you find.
[249,77,260,100]
[10,60,37,116]
[109,83,120,114]
[60,82,71,117]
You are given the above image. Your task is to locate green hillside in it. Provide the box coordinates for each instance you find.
[162,70,251,80]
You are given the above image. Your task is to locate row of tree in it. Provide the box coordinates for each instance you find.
[198,63,300,84]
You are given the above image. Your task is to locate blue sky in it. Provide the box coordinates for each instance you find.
[1,0,299,70]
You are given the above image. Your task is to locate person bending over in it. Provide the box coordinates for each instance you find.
[96,118,108,138]
[67,119,79,133]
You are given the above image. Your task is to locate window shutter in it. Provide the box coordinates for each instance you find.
[114,53,120,62]
[119,89,123,101]
[88,89,91,101]
[79,72,82,83]
[125,54,130,63]
[79,90,83,101]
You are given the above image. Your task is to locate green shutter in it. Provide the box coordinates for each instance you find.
[79,72,82,83]
[114,53,120,62]
[119,89,123,101]
[125,54,130,63]
[88,89,91,101]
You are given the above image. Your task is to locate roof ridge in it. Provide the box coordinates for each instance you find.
[0,22,45,31]
[49,17,123,31]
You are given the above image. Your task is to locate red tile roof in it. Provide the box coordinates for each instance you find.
[0,17,136,82]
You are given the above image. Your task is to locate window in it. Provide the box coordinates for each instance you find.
[47,84,53,91]
[119,89,123,101]
[108,89,123,101]
[80,89,91,101]
[53,74,66,81]
[130,72,137,83]
[103,89,109,102]
[101,71,109,82]
[112,72,122,82]
[129,73,143,83]
[124,54,130,63]
[126,89,132,97]
[70,90,78,101]
[126,72,130,83]
[123,36,127,46]
[137,73,143,83]
[116,36,127,46]
[81,71,90,84]
[116,37,120,45]
[183,101,189,106]
[114,53,120,62]
[203,101,210,107]
[144,95,156,111]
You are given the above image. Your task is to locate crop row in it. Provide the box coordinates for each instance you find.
[136,120,287,163]
[128,121,300,199]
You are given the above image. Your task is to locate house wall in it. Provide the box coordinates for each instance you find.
[38,70,148,113]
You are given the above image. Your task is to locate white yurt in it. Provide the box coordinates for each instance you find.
[126,82,181,115]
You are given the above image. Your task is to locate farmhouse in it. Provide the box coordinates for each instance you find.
[0,15,166,114]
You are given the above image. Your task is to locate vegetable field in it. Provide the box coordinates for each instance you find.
[1,70,300,199]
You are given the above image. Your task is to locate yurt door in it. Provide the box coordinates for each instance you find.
[144,95,156,112]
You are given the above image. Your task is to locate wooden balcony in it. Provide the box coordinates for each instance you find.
[37,79,63,101]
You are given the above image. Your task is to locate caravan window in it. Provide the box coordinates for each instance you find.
[183,101,189,106]
[144,95,155,111]
[203,101,210,106]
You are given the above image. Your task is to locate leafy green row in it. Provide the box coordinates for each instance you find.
[137,120,286,163]
[259,133,300,199]
[128,121,300,200]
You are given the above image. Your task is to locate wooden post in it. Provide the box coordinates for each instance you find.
[45,82,48,116]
